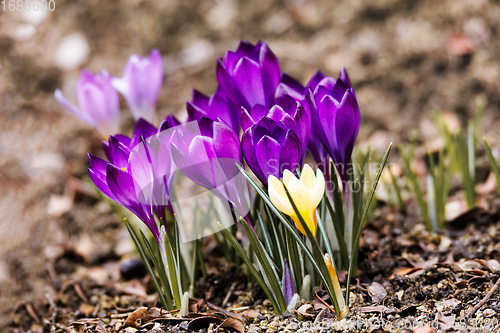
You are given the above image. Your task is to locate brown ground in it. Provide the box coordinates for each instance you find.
[2,0,500,332]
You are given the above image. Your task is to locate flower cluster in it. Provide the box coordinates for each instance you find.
[55,40,362,315]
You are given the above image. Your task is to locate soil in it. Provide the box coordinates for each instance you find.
[2,0,500,332]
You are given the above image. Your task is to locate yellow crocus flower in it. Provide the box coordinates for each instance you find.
[268,164,325,236]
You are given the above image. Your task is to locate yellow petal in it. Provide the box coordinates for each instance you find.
[268,175,294,216]
[286,176,310,214]
[282,169,296,187]
[300,164,315,193]
[310,168,325,208]
[287,178,316,235]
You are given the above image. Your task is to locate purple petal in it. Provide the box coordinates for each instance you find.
[306,71,326,92]
[217,58,248,108]
[130,118,158,148]
[279,131,301,176]
[282,259,295,306]
[233,57,265,108]
[255,135,281,184]
[259,43,280,107]
[241,129,265,184]
[275,73,305,101]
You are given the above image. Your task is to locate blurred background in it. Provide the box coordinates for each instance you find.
[1,0,500,324]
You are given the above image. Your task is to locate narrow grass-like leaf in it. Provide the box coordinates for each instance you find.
[282,187,342,316]
[323,195,349,267]
[399,145,431,230]
[239,217,287,311]
[346,143,392,306]
[484,139,500,197]
[217,222,284,314]
[124,220,172,310]
[388,165,405,212]
[162,232,182,309]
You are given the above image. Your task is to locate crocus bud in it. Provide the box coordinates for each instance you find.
[55,70,120,137]
[307,68,360,181]
[112,49,163,123]
[268,164,325,236]
[217,40,280,110]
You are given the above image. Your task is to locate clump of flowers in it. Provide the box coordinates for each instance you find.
[56,40,391,318]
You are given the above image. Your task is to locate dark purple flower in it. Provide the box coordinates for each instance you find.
[187,88,241,133]
[307,68,360,180]
[170,118,250,218]
[275,74,328,171]
[112,49,163,123]
[241,115,302,187]
[241,95,309,153]
[217,40,280,110]
[55,70,120,137]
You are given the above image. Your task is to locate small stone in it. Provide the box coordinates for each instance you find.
[483,308,496,317]
[368,282,387,303]
[54,32,90,70]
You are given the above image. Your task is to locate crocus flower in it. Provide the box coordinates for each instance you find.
[275,74,328,170]
[217,40,280,110]
[170,118,250,218]
[55,70,120,137]
[112,49,163,123]
[268,164,325,236]
[88,133,175,243]
[307,68,360,181]
[241,95,309,153]
[187,88,241,133]
[241,114,302,186]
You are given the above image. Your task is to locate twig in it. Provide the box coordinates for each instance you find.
[466,275,500,318]
[222,282,237,308]
[315,293,336,315]
[206,301,244,321]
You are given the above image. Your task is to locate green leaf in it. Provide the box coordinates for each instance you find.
[346,143,392,306]
[217,222,284,314]
[239,217,287,311]
[484,138,500,197]
[124,220,172,310]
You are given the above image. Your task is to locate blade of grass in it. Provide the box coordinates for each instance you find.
[217,222,284,314]
[346,143,391,306]
[483,139,500,197]
[125,220,172,310]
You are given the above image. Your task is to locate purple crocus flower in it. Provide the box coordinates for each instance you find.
[241,95,309,154]
[275,74,328,171]
[112,49,163,123]
[89,118,178,243]
[241,114,302,187]
[55,70,120,137]
[307,68,360,181]
[187,88,241,133]
[217,40,280,110]
[170,118,250,218]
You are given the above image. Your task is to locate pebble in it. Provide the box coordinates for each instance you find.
[483,308,496,317]
[54,32,90,70]
[368,282,387,303]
